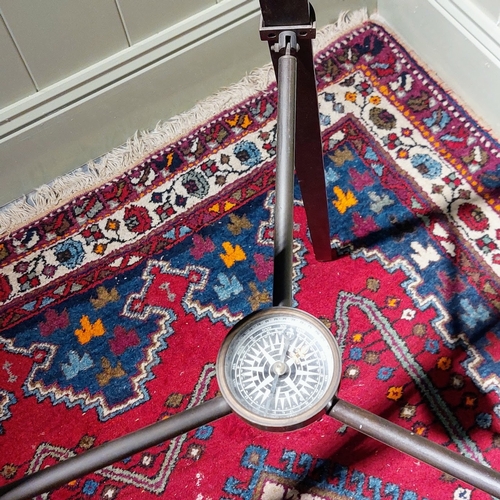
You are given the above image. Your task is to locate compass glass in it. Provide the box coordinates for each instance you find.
[217,307,342,431]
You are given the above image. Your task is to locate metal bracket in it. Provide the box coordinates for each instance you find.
[272,30,299,54]
[259,4,316,44]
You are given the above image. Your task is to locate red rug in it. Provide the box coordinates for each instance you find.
[1,17,500,500]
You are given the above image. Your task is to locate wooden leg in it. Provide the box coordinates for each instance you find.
[294,39,332,261]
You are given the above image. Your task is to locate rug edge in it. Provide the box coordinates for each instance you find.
[370,12,500,146]
[0,10,369,240]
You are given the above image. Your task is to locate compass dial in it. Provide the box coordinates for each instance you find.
[216,307,342,431]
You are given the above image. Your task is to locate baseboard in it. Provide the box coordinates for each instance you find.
[378,0,500,139]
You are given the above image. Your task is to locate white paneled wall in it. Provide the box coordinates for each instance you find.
[0,14,35,109]
[118,0,215,44]
[0,0,129,92]
[0,0,218,107]
[0,0,256,207]
[442,0,500,60]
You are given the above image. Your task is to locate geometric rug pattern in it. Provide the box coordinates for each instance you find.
[1,21,500,499]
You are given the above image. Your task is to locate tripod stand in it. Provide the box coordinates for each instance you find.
[1,2,500,498]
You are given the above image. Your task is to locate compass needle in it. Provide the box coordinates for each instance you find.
[275,386,283,407]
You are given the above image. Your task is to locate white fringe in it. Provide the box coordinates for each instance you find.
[0,9,368,239]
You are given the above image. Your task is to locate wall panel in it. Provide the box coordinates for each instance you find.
[0,0,128,89]
[0,14,35,108]
[118,0,215,44]
[464,0,499,23]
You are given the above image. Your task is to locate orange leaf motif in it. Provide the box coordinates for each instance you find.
[220,241,246,268]
[75,315,106,345]
[387,386,403,401]
[332,186,358,214]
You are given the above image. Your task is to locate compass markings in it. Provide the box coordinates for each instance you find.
[284,390,300,408]
[220,309,340,422]
[295,366,321,375]
[240,374,258,388]
[241,365,265,375]
[260,346,278,366]
[274,332,281,348]
[284,376,303,397]
[260,388,271,404]
[248,374,274,397]
[248,348,261,361]
[296,376,316,392]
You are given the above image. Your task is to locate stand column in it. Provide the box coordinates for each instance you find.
[273,34,297,307]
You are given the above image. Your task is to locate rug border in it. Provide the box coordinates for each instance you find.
[370,12,500,147]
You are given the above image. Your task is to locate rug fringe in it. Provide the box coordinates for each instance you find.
[314,9,369,51]
[0,9,369,239]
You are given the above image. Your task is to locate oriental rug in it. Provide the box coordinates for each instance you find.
[1,15,500,500]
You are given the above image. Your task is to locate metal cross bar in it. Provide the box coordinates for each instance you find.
[0,398,232,500]
[329,398,500,498]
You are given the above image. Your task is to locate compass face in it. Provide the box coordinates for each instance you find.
[216,307,342,431]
